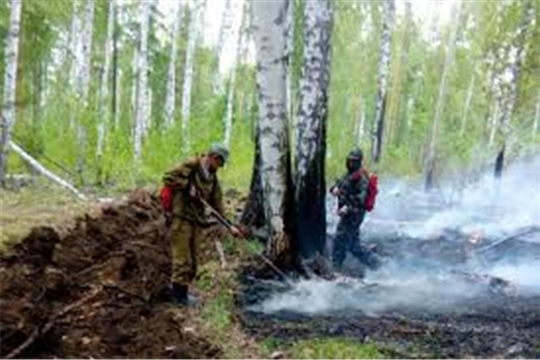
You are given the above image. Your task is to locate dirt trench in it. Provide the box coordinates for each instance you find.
[0,189,222,359]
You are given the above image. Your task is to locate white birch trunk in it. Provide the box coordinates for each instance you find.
[488,101,500,147]
[253,0,293,259]
[97,0,116,159]
[9,142,87,200]
[223,1,246,149]
[212,0,232,94]
[459,74,475,136]
[294,0,333,258]
[0,0,22,184]
[534,92,540,133]
[286,0,295,126]
[131,45,138,137]
[164,1,184,128]
[69,2,82,91]
[181,0,203,153]
[357,96,366,144]
[78,0,95,103]
[134,0,151,163]
[424,4,460,190]
[371,0,395,164]
[499,9,534,141]
[115,69,122,129]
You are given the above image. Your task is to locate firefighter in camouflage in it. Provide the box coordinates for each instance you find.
[330,148,380,272]
[162,144,242,306]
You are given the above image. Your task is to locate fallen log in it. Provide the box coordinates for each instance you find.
[9,141,87,200]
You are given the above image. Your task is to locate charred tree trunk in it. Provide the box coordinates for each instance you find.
[493,1,534,180]
[370,0,395,164]
[240,123,265,230]
[253,0,294,265]
[0,0,22,186]
[294,0,333,259]
[494,144,505,179]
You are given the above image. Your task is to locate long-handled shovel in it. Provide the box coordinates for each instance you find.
[197,197,293,284]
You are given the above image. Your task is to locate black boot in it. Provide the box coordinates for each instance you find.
[172,283,198,306]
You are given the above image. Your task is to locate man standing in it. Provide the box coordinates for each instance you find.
[330,148,380,273]
[162,144,242,306]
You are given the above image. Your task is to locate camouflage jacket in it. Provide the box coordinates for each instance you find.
[162,156,224,225]
[331,169,370,215]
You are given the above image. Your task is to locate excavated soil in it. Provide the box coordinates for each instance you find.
[0,189,222,359]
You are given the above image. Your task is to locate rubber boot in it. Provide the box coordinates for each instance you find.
[172,283,198,307]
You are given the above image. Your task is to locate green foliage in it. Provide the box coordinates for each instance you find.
[4,0,540,194]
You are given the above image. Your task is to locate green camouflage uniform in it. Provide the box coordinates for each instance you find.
[162,156,224,285]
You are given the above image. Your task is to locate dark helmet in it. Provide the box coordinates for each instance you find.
[346,148,363,172]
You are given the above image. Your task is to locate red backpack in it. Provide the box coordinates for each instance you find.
[351,169,378,212]
[364,173,378,212]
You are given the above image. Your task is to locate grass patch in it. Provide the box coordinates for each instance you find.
[0,184,91,250]
[289,338,386,359]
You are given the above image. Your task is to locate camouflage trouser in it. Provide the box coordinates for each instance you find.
[169,217,203,285]
[332,215,379,270]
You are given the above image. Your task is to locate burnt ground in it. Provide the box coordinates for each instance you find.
[235,229,540,359]
[0,189,223,359]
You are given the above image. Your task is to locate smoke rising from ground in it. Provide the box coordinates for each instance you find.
[255,155,540,316]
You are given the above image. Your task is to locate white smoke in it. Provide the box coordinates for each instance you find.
[255,156,540,316]
[376,155,540,239]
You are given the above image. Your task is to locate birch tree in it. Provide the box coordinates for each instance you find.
[294,0,333,258]
[68,1,82,93]
[134,0,151,163]
[534,92,540,133]
[459,74,475,136]
[97,0,116,165]
[0,0,22,185]
[212,0,232,94]
[356,96,366,144]
[181,0,204,153]
[371,0,395,164]
[252,0,294,262]
[493,1,535,179]
[164,1,184,128]
[424,4,460,190]
[223,1,246,149]
[78,0,95,103]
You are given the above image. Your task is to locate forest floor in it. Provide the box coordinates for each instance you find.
[0,186,389,359]
[2,185,539,359]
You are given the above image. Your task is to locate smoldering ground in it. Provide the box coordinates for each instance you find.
[237,154,540,358]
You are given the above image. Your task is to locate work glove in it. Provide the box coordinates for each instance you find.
[337,206,349,216]
[189,185,199,198]
[229,225,244,239]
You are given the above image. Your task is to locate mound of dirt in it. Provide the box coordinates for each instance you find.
[0,189,222,359]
